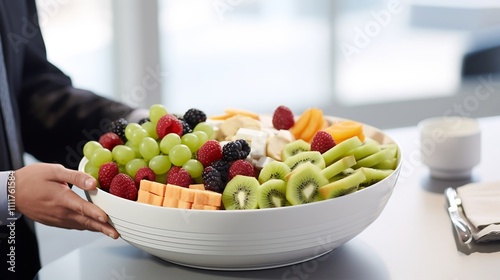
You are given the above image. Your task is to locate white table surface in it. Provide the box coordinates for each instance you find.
[35,116,500,280]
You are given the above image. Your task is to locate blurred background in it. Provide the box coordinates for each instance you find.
[37,0,500,129]
[34,0,500,266]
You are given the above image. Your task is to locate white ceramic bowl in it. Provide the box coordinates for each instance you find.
[81,120,402,270]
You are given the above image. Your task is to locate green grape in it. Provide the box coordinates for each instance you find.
[149,104,168,124]
[193,122,214,139]
[155,172,168,184]
[192,131,208,147]
[149,155,171,175]
[142,121,159,139]
[181,133,200,153]
[168,144,192,166]
[125,141,141,158]
[129,127,149,144]
[89,148,113,167]
[160,133,181,154]
[126,158,148,178]
[84,161,99,180]
[83,141,102,159]
[112,145,136,165]
[118,164,127,174]
[125,123,142,140]
[182,159,203,178]
[139,137,160,160]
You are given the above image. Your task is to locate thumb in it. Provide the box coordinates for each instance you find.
[54,165,98,190]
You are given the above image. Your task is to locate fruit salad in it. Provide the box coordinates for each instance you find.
[82,105,399,210]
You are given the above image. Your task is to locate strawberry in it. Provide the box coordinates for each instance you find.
[99,132,123,150]
[134,167,156,187]
[109,173,138,201]
[228,159,255,181]
[156,114,183,139]
[167,167,192,188]
[98,162,119,192]
[272,105,295,130]
[196,140,223,167]
[311,130,336,154]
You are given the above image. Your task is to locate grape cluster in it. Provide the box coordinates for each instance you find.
[83,105,215,192]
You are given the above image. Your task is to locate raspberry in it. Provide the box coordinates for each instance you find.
[272,105,295,130]
[196,140,223,167]
[222,140,249,162]
[202,166,225,193]
[311,131,336,154]
[228,159,255,181]
[210,159,230,182]
[134,167,156,187]
[109,118,128,142]
[98,162,119,192]
[167,167,192,188]
[156,114,183,139]
[109,173,138,201]
[183,108,207,129]
[99,132,124,151]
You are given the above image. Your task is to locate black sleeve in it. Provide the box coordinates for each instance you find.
[17,1,134,169]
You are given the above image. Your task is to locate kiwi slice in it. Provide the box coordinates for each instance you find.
[281,139,310,161]
[257,179,289,208]
[319,169,366,199]
[345,138,381,160]
[352,147,397,169]
[320,155,357,180]
[286,163,328,205]
[284,151,325,171]
[373,158,398,170]
[322,136,363,166]
[358,167,394,189]
[258,161,291,184]
[222,175,259,210]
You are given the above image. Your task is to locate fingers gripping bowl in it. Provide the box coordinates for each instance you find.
[80,110,402,270]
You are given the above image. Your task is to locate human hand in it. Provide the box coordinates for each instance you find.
[14,163,119,239]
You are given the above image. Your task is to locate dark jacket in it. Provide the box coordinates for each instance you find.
[0,0,133,171]
[0,1,133,279]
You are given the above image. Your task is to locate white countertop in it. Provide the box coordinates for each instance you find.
[35,116,500,280]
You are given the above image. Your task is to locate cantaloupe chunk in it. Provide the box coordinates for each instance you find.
[165,184,183,199]
[290,108,312,139]
[177,200,192,209]
[163,197,179,208]
[180,188,196,203]
[203,205,219,210]
[137,190,151,204]
[189,184,206,190]
[139,180,153,192]
[224,108,260,120]
[191,204,205,210]
[300,108,324,142]
[149,181,166,197]
[206,191,222,207]
[193,191,209,205]
[325,120,365,144]
[149,194,164,206]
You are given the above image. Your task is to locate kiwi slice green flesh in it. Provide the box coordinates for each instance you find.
[257,179,289,208]
[345,139,381,160]
[258,161,291,184]
[373,158,398,170]
[285,151,325,171]
[322,136,363,166]
[358,167,394,189]
[286,163,328,205]
[352,147,397,169]
[222,175,259,210]
[319,169,366,199]
[281,139,310,161]
[320,155,357,180]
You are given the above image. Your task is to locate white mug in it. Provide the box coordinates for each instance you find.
[418,116,481,180]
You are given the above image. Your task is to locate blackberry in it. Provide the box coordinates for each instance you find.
[210,160,230,182]
[183,108,207,129]
[181,120,192,135]
[223,140,250,162]
[235,139,250,158]
[202,166,225,193]
[109,118,128,142]
[222,142,241,162]
[138,117,150,125]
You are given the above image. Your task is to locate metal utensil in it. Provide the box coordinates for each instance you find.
[445,187,473,244]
